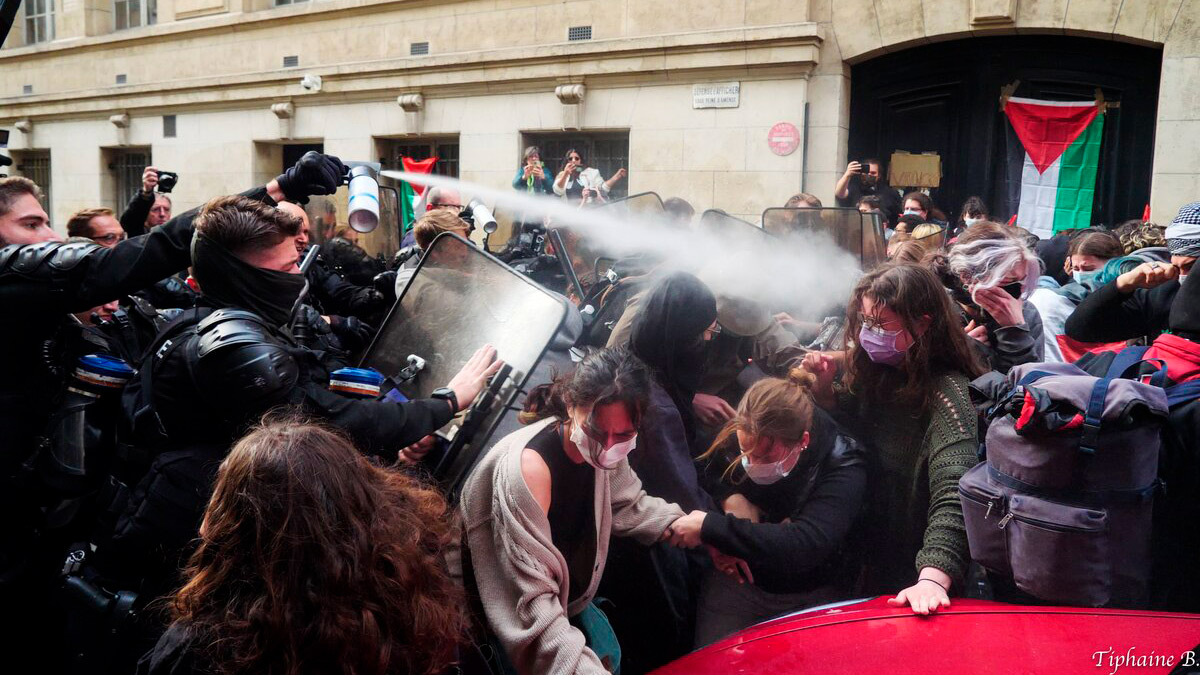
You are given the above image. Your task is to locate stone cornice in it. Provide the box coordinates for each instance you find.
[0,23,822,121]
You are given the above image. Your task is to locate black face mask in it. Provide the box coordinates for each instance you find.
[1001,282,1024,300]
[192,234,306,328]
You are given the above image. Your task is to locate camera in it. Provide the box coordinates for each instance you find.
[156,170,179,193]
[459,198,497,235]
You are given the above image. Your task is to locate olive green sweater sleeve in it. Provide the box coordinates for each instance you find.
[915,374,979,587]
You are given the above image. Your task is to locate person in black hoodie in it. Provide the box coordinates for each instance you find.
[670,367,867,645]
[1065,201,1200,343]
[627,270,719,511]
[598,271,717,673]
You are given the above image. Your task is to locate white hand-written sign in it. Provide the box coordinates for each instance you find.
[693,82,741,109]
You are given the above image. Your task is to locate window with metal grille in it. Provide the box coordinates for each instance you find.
[113,0,157,31]
[14,151,52,213]
[110,149,151,206]
[383,139,460,178]
[523,132,630,200]
[24,0,54,45]
[567,25,592,41]
[283,55,299,68]
[23,85,33,95]
[410,42,429,56]
[274,0,309,6]
[116,74,127,84]
[163,115,177,138]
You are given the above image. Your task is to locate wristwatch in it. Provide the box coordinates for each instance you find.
[431,387,459,414]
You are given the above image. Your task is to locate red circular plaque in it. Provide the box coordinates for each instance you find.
[768,122,800,156]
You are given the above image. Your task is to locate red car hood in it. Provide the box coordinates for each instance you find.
[653,597,1200,675]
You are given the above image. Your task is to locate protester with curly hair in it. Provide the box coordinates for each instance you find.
[138,419,467,675]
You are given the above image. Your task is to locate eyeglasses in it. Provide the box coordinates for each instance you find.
[859,314,903,332]
[432,202,462,210]
[92,233,126,245]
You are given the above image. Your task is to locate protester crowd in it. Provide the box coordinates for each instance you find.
[0,146,1198,675]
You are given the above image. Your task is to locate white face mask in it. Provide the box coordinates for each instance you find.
[739,440,807,485]
[964,217,982,227]
[569,421,637,471]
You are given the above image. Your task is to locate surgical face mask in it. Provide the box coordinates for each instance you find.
[1073,270,1101,285]
[569,421,637,471]
[964,217,982,227]
[858,323,908,367]
[740,441,806,485]
[903,209,922,217]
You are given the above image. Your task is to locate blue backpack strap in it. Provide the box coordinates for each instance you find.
[1079,376,1110,455]
[1105,346,1150,379]
[1017,370,1058,386]
[1166,380,1200,407]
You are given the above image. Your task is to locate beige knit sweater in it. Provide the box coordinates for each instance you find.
[457,418,686,675]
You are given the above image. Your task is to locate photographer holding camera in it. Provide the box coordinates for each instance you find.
[553,148,626,205]
[513,145,554,195]
[834,158,901,229]
[120,166,177,237]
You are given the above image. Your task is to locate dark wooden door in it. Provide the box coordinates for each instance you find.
[849,35,1161,227]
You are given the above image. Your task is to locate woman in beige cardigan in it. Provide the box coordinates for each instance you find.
[459,348,696,674]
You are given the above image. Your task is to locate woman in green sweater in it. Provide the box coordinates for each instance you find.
[802,263,985,615]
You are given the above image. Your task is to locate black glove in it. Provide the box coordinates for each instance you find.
[275,151,347,204]
[329,315,376,350]
[372,271,397,302]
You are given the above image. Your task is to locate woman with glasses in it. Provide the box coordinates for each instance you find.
[667,366,868,645]
[458,347,693,675]
[552,148,627,205]
[801,262,985,615]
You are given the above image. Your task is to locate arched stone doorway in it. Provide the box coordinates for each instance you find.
[846,34,1162,226]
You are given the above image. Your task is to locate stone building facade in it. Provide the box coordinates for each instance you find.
[1,0,1196,227]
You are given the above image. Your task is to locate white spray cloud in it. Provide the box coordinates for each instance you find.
[381,171,862,321]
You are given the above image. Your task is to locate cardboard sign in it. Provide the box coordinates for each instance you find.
[889,151,942,188]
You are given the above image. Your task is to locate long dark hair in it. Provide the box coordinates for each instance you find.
[843,263,985,411]
[172,418,466,675]
[521,346,651,426]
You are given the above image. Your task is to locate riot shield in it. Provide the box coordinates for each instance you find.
[697,209,768,247]
[599,191,665,218]
[761,207,886,269]
[360,233,568,495]
[303,185,402,260]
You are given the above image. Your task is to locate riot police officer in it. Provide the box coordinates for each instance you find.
[0,154,346,668]
[91,194,500,613]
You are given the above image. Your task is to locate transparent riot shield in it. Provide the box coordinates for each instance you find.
[697,209,767,246]
[360,232,568,496]
[599,191,665,218]
[911,224,948,251]
[761,207,887,270]
[303,185,400,284]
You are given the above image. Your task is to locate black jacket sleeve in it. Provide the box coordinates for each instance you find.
[986,301,1044,373]
[296,383,454,458]
[1064,280,1178,343]
[52,186,272,313]
[309,263,384,318]
[119,190,156,237]
[699,442,867,594]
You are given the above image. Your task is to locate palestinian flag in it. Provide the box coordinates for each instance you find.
[1004,97,1105,239]
[399,156,437,233]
